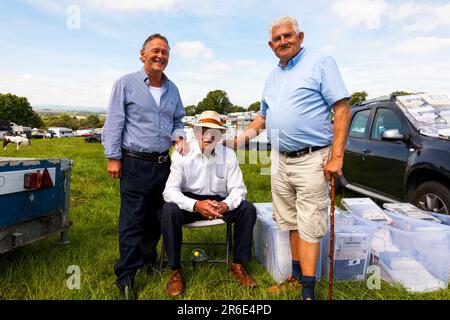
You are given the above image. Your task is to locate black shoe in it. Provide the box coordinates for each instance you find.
[116,280,137,300]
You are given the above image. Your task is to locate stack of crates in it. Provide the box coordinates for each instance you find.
[348,206,450,292]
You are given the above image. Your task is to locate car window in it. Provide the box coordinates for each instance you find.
[349,109,371,138]
[371,108,403,140]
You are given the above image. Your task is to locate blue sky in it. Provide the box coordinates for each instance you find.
[1,0,450,109]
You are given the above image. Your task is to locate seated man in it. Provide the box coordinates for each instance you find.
[159,110,257,297]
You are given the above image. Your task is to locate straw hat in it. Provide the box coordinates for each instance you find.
[193,111,226,131]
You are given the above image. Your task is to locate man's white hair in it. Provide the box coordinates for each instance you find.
[269,16,300,38]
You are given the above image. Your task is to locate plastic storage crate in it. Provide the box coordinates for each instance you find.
[253,203,322,284]
[350,212,450,292]
[321,210,377,281]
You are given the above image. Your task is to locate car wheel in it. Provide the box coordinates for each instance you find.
[409,180,450,215]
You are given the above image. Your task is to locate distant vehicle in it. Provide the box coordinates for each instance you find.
[84,133,102,143]
[0,119,12,137]
[45,130,56,138]
[10,122,32,139]
[340,93,450,215]
[31,131,45,139]
[47,127,74,138]
[31,128,45,139]
[76,128,95,137]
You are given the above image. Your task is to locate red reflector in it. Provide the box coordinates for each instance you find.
[41,168,53,188]
[24,169,53,189]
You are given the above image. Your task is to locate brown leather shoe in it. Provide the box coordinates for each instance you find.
[230,263,257,288]
[166,269,184,297]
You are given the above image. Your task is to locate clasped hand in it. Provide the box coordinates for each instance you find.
[194,200,229,220]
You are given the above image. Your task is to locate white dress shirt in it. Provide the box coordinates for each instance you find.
[163,141,247,212]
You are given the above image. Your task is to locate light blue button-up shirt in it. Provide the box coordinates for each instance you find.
[260,48,350,152]
[102,68,185,159]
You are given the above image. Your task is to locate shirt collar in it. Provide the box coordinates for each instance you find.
[140,67,169,88]
[192,141,220,159]
[278,47,306,71]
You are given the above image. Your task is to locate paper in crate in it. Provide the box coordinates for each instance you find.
[342,198,393,223]
[383,202,441,223]
[253,203,322,284]
[322,210,376,281]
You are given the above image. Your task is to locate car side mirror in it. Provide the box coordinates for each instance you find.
[382,129,404,141]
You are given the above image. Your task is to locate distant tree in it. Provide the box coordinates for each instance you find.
[82,114,101,128]
[196,90,233,114]
[248,101,261,112]
[184,105,196,116]
[349,91,368,106]
[44,113,80,130]
[391,91,412,97]
[0,93,44,128]
[229,105,246,113]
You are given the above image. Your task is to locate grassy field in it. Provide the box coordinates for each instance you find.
[0,138,448,300]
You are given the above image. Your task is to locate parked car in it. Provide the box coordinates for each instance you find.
[84,133,102,143]
[340,94,450,215]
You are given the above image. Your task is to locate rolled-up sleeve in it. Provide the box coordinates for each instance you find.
[163,152,197,212]
[222,153,247,211]
[260,99,268,118]
[102,80,126,160]
[319,56,350,107]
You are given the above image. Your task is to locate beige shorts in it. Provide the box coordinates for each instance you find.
[271,147,331,243]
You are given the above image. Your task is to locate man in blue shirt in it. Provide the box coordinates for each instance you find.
[102,33,188,299]
[232,16,351,300]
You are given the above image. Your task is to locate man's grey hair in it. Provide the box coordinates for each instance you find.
[140,33,170,62]
[269,16,301,38]
[141,33,170,51]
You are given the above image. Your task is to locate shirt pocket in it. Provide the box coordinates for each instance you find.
[211,164,227,194]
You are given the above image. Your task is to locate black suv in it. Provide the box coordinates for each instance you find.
[84,133,102,143]
[340,95,450,214]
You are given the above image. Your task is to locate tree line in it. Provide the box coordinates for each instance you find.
[184,90,261,116]
[0,93,104,130]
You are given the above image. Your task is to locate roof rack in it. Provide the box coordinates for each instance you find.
[353,94,397,108]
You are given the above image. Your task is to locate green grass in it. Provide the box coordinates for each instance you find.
[0,138,448,300]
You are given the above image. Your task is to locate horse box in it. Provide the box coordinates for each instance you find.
[0,157,72,254]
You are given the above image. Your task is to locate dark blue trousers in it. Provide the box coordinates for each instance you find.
[158,194,257,268]
[114,154,170,287]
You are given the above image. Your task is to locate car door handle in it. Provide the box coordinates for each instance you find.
[362,149,371,154]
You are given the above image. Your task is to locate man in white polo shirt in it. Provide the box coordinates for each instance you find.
[159,110,257,297]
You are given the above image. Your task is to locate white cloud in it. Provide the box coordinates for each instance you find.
[401,3,450,32]
[331,0,389,30]
[331,1,450,32]
[341,57,450,100]
[388,2,422,23]
[392,37,450,54]
[172,41,214,59]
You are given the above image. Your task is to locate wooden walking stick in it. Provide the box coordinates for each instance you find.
[328,176,336,301]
